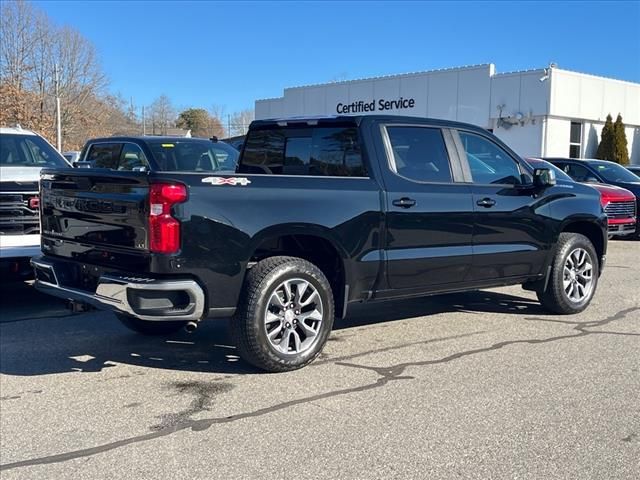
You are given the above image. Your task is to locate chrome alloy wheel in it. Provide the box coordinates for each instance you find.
[264,278,324,355]
[563,247,594,303]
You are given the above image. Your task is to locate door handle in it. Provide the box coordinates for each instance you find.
[476,197,496,208]
[392,197,417,208]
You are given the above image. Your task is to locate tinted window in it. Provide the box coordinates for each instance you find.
[241,130,286,174]
[569,122,582,158]
[147,140,238,172]
[570,122,582,144]
[0,134,68,167]
[386,126,452,183]
[118,143,149,171]
[561,163,598,183]
[460,131,521,185]
[240,127,367,177]
[284,136,312,175]
[210,143,239,171]
[87,143,122,169]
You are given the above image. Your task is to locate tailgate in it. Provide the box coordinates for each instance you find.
[40,169,150,255]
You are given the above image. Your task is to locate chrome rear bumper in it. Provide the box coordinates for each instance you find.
[31,257,205,322]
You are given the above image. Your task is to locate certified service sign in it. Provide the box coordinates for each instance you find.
[336,97,416,114]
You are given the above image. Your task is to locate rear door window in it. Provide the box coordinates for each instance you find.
[87,143,123,169]
[117,143,149,171]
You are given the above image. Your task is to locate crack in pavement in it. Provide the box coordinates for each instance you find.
[0,313,76,324]
[314,331,484,366]
[1,306,638,472]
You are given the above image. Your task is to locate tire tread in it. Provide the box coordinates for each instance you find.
[232,256,334,372]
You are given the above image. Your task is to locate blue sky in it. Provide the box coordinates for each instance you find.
[35,0,640,115]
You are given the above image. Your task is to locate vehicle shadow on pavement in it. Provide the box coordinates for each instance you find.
[0,282,547,377]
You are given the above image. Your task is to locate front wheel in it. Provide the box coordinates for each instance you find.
[232,256,335,372]
[116,314,187,335]
[537,232,599,314]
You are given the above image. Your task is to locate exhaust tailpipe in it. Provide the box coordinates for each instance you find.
[184,321,198,333]
[67,300,92,313]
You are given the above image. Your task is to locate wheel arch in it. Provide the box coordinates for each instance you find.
[247,225,350,318]
[560,219,606,271]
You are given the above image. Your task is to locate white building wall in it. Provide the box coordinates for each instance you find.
[549,68,640,164]
[256,64,495,126]
[494,121,544,159]
[544,117,572,157]
[582,121,604,158]
[254,64,640,163]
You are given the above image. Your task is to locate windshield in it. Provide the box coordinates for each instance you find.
[0,134,69,168]
[148,140,239,172]
[589,161,640,183]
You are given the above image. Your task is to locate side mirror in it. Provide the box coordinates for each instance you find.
[585,176,600,183]
[533,168,556,187]
[73,161,92,168]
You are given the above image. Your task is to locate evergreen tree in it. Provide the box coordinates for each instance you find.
[612,114,629,165]
[595,114,615,160]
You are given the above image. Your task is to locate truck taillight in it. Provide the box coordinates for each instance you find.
[149,183,187,254]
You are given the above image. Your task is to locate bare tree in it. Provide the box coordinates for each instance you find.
[0,0,40,89]
[148,94,176,135]
[209,103,227,137]
[1,0,110,149]
[228,109,255,136]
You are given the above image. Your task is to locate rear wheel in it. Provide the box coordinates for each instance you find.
[116,314,187,335]
[232,256,334,372]
[537,233,599,314]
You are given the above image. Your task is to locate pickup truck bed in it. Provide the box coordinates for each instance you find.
[33,116,607,371]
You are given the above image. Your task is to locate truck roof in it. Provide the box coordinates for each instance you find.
[84,136,212,143]
[251,115,491,133]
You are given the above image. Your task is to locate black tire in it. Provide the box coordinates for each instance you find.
[232,256,335,372]
[116,314,187,336]
[537,232,599,314]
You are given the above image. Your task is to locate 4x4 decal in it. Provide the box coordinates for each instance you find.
[201,177,252,186]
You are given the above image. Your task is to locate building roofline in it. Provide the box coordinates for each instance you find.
[284,63,495,91]
[551,67,640,87]
[255,64,640,104]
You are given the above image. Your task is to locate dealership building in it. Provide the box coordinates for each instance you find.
[255,64,640,164]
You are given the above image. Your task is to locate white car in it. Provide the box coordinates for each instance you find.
[0,126,70,278]
[63,150,81,164]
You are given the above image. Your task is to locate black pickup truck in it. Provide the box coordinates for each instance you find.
[33,116,607,371]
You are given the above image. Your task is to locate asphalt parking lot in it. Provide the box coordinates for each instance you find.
[1,241,638,479]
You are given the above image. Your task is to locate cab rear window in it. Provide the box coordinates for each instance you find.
[239,127,367,177]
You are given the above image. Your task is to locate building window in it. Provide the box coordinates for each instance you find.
[569,122,582,158]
